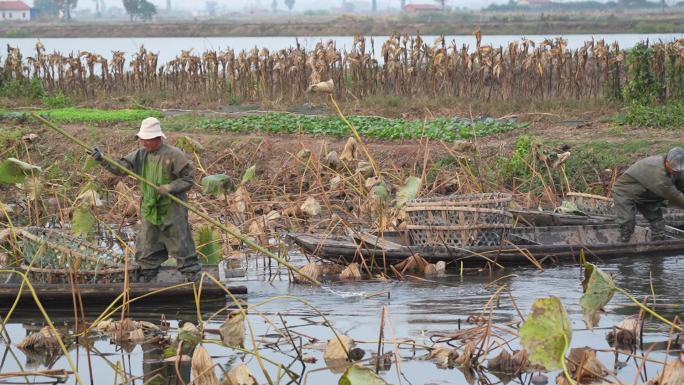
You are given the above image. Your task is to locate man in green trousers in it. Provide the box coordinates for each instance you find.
[92,117,200,282]
[611,147,684,242]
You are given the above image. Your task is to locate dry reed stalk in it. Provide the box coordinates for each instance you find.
[0,369,69,380]
[381,305,406,385]
[375,306,386,373]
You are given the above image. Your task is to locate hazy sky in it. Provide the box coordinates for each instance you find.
[24,0,524,12]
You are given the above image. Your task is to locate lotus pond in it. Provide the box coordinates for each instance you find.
[0,252,682,385]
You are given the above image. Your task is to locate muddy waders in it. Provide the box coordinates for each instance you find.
[97,142,201,282]
[612,179,666,242]
[136,205,201,282]
[611,150,684,243]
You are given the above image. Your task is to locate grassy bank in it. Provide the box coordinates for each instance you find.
[0,108,161,124]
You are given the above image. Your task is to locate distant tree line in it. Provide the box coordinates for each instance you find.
[487,0,666,11]
[123,0,156,20]
[32,0,155,20]
[33,0,77,20]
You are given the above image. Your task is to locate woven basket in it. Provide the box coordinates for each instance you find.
[17,227,136,284]
[566,192,614,216]
[406,193,512,213]
[405,193,512,247]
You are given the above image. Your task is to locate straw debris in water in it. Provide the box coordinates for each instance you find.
[219,310,245,348]
[340,263,361,280]
[647,357,684,385]
[192,346,219,385]
[324,334,354,370]
[222,364,258,385]
[294,262,322,284]
[17,326,61,351]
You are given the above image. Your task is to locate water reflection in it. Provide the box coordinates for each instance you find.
[0,254,682,384]
[142,342,191,385]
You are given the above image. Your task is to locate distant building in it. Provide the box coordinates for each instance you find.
[0,0,31,20]
[403,3,442,13]
[517,0,553,6]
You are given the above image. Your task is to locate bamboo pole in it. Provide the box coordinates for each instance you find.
[31,113,320,285]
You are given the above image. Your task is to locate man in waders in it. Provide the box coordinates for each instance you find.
[91,117,201,282]
[611,147,684,243]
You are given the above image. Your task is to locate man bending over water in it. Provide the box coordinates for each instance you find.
[612,147,684,243]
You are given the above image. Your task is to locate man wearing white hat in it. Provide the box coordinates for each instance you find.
[92,117,200,282]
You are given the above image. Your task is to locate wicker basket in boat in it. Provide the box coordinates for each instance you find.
[17,227,137,284]
[405,193,512,247]
[566,192,614,216]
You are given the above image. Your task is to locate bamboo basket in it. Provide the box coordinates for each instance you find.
[566,192,614,216]
[405,193,512,247]
[16,227,136,284]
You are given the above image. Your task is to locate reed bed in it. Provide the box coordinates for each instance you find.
[3,34,684,104]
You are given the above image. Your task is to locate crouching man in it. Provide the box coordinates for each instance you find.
[611,147,684,243]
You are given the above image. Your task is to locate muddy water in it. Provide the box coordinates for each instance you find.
[1,253,682,385]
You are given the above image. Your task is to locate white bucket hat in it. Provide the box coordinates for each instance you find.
[136,117,166,140]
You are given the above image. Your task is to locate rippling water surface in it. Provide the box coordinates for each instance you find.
[1,253,682,384]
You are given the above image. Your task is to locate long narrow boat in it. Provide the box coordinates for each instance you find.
[511,208,684,227]
[0,266,247,309]
[291,224,684,268]
[0,227,247,309]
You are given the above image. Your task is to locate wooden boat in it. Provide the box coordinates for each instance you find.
[291,224,684,268]
[2,228,247,309]
[0,265,247,309]
[0,227,247,308]
[511,208,684,228]
[510,209,611,226]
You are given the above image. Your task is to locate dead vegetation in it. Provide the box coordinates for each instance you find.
[3,34,683,106]
[9,282,676,385]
